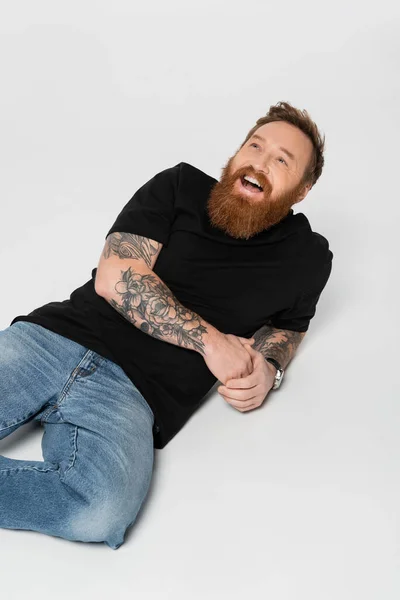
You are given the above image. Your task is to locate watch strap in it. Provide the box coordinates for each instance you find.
[265,357,284,390]
[265,357,283,372]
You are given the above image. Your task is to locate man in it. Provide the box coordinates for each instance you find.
[0,101,333,549]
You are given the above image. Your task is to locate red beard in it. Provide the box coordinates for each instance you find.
[207,155,304,239]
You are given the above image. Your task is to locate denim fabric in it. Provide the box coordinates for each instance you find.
[0,321,155,549]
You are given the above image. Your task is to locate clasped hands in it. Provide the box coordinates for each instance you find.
[203,332,276,413]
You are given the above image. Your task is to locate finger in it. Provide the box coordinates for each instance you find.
[238,337,255,345]
[224,373,259,389]
[244,343,259,355]
[236,404,258,413]
[224,397,259,410]
[219,389,258,402]
[220,383,258,397]
[235,403,257,412]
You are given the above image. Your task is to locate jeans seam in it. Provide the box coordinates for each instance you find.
[0,409,39,433]
[63,425,79,474]
[0,426,79,476]
[0,465,59,474]
[40,351,102,424]
[140,399,155,423]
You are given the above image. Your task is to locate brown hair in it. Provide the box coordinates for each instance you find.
[240,101,326,189]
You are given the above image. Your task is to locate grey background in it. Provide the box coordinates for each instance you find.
[0,1,399,598]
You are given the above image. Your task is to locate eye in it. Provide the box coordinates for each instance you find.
[250,143,288,167]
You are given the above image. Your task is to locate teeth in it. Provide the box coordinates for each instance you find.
[243,175,262,189]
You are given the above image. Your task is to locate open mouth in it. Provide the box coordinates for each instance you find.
[239,175,263,195]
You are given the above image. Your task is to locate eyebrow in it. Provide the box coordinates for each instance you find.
[250,133,296,163]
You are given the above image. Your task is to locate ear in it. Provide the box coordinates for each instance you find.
[293,183,312,205]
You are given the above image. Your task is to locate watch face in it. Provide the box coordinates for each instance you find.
[274,370,283,388]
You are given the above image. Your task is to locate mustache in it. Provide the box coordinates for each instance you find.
[230,167,272,193]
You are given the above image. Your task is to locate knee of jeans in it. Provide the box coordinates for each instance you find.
[66,496,137,544]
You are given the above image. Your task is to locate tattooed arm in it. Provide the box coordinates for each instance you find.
[216,324,307,412]
[95,232,222,356]
[251,324,307,373]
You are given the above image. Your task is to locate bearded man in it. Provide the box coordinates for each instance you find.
[0,101,333,549]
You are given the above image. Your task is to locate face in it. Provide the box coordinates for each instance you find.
[206,121,314,239]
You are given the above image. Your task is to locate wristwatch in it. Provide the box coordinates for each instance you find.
[265,357,284,390]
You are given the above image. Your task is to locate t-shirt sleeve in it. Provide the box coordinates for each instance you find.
[269,249,333,332]
[105,162,182,246]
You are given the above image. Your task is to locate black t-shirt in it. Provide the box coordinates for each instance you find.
[10,162,333,448]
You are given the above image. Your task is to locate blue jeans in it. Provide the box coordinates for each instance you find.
[0,321,155,549]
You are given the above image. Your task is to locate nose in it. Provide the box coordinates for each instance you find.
[252,161,269,177]
[252,163,270,185]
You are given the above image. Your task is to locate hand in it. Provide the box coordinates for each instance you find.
[203,332,257,385]
[217,343,276,412]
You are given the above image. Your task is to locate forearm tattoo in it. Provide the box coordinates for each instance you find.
[252,324,305,369]
[101,233,208,353]
[108,266,208,354]
[103,232,161,269]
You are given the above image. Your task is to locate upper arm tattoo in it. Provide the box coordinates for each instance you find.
[103,232,162,270]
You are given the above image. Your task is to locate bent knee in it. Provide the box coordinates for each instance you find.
[66,496,139,545]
